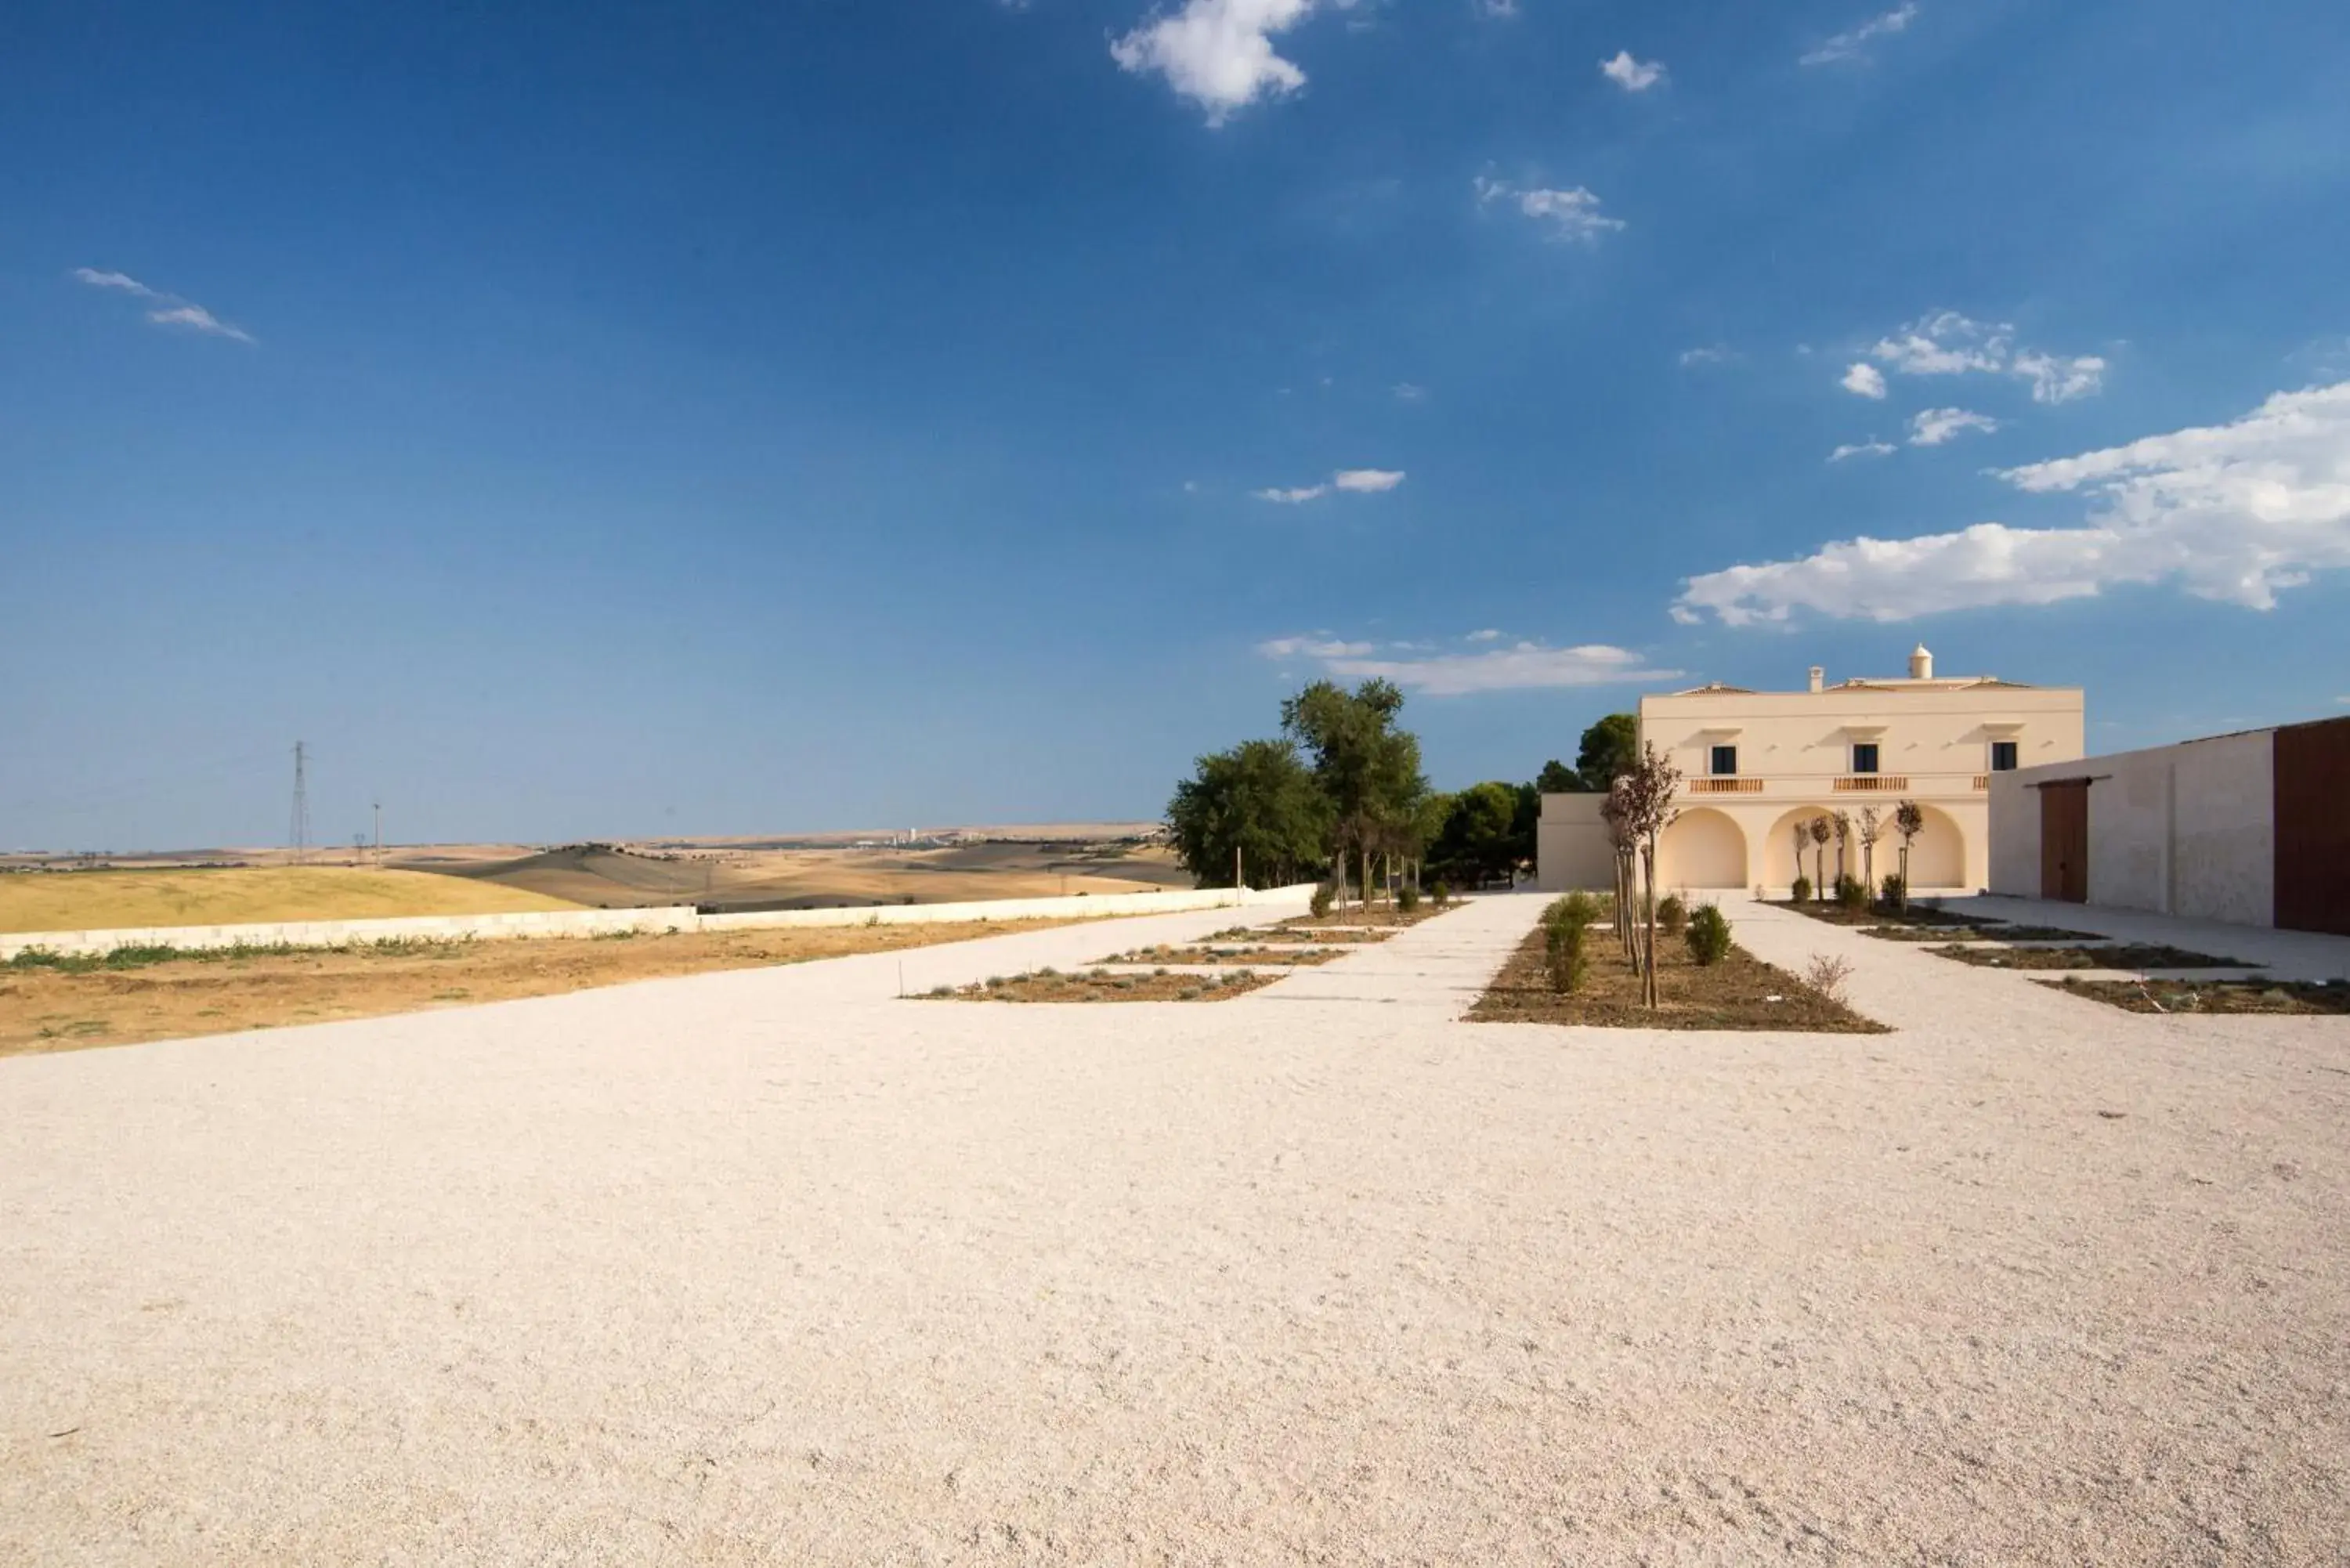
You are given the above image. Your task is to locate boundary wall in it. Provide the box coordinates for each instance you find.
[0,883,1320,961]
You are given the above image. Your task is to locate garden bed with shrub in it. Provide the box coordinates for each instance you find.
[924,966,1278,1003]
[2041,978,2350,1015]
[1936,943,2260,972]
[1468,897,1883,1033]
[1097,942,1346,968]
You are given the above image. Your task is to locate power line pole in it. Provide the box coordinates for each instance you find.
[289,741,310,865]
[373,800,382,867]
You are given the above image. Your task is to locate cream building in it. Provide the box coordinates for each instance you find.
[1538,647,2084,895]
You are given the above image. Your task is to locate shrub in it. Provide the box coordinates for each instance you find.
[1309,883,1336,919]
[1835,875,1867,912]
[1657,894,1689,935]
[1877,873,1905,910]
[1802,953,1854,1006]
[1791,875,1812,905]
[1685,904,1733,966]
[1429,881,1452,908]
[1397,884,1421,914]
[1542,891,1601,994]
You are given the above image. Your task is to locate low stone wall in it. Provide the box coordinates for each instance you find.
[0,884,1318,961]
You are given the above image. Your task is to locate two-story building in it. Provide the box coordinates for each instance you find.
[1537,647,2085,895]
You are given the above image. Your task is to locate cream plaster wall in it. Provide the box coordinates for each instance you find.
[1534,793,1614,891]
[1995,732,2276,925]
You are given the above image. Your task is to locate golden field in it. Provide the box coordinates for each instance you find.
[0,866,580,935]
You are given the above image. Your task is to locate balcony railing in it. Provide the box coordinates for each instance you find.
[1661,771,1994,800]
[1972,775,1990,790]
[1832,775,1908,792]
[1688,778,1763,793]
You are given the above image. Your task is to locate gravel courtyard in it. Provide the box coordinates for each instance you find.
[4,894,2347,1564]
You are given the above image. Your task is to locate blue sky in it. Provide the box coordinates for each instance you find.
[5,0,2347,849]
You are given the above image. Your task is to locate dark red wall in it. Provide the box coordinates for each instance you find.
[2274,716,2350,937]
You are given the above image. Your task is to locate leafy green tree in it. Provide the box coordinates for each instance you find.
[1575,714,1640,792]
[1534,758,1582,795]
[1430,781,1521,887]
[1165,738,1329,890]
[1281,679,1430,909]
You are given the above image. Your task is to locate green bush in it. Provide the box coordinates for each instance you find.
[1835,875,1867,912]
[1877,873,1905,910]
[1791,876,1812,905]
[1656,894,1688,935]
[1429,881,1452,908]
[1542,891,1601,995]
[1397,884,1422,914]
[1685,904,1733,966]
[1309,883,1335,919]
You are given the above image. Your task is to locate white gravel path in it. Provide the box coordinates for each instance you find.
[5,894,2348,1565]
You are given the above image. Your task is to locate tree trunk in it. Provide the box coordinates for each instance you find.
[1641,840,1660,1007]
[1235,843,1244,892]
[1360,847,1371,918]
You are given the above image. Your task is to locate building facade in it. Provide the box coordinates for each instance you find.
[1987,715,2350,935]
[1538,648,2085,894]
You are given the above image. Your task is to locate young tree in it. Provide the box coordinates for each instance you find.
[1166,739,1329,889]
[1807,815,1831,900]
[1893,800,1925,912]
[1575,714,1641,793]
[1600,779,1636,959]
[1790,818,1812,900]
[1857,806,1882,893]
[1832,811,1853,886]
[1615,743,1683,1007]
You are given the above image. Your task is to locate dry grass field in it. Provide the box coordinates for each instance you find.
[0,866,580,935]
[404,839,1194,911]
[0,916,1104,1057]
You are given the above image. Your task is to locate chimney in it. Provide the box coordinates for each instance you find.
[1807,666,1824,694]
[1909,644,1934,681]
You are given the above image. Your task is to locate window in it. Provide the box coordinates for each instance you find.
[1990,740,2019,772]
[1710,744,1737,777]
[1851,742,1880,775]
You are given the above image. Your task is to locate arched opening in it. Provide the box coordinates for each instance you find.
[1898,803,1968,891]
[1762,807,1840,891]
[1655,807,1747,890]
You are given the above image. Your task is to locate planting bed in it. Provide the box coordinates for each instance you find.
[1468,923,1883,1033]
[1099,942,1343,968]
[926,966,1278,1003]
[1864,923,2099,943]
[2044,977,2350,1014]
[1937,943,2259,972]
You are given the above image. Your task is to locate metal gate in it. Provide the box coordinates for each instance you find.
[2039,779,2089,903]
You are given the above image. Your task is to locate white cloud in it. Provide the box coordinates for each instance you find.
[2012,349,2109,406]
[1842,363,1888,399]
[1828,440,1896,462]
[1256,468,1403,502]
[1475,0,1517,15]
[1679,344,1737,367]
[1259,633,1679,695]
[73,268,157,297]
[1907,407,2000,446]
[1675,380,2350,623]
[1112,0,1354,125]
[1800,2,1920,66]
[73,267,252,344]
[1474,176,1625,244]
[1256,635,1374,659]
[1599,50,1665,91]
[145,304,255,344]
[1466,628,1504,641]
[1867,310,2106,403]
[1391,381,1426,401]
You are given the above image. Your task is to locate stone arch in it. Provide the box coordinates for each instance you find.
[1762,807,1839,891]
[1655,807,1747,891]
[1896,803,1968,891]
